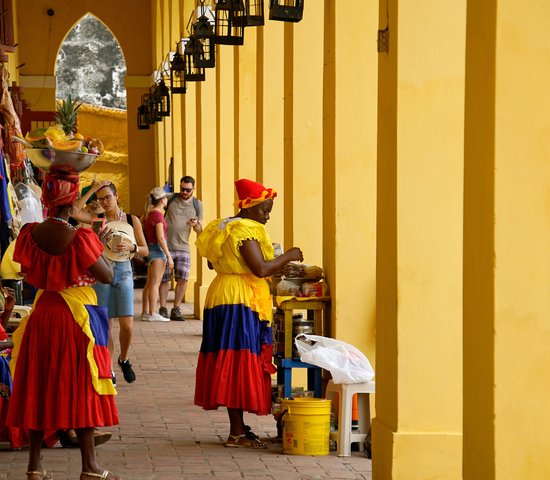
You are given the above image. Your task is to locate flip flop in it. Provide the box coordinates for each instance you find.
[224,433,268,449]
[26,471,53,479]
[81,471,120,480]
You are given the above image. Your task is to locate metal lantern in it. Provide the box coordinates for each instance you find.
[193,15,216,68]
[234,0,264,27]
[155,80,170,116]
[269,0,303,22]
[137,104,150,130]
[214,0,245,45]
[146,92,162,123]
[170,50,187,94]
[183,37,206,82]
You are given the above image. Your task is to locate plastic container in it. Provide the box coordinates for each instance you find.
[281,397,331,455]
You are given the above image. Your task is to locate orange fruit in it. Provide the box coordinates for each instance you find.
[73,133,84,139]
[53,139,83,151]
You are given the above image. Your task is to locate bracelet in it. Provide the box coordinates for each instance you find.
[131,244,138,254]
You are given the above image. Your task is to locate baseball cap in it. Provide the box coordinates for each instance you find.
[150,186,170,201]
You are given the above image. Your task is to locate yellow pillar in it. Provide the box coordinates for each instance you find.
[463,1,550,479]
[373,1,465,478]
[322,1,378,354]
[289,7,324,264]
[261,22,285,243]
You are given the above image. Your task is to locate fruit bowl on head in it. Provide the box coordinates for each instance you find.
[25,147,98,174]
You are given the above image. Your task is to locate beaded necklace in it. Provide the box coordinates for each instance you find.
[47,217,76,231]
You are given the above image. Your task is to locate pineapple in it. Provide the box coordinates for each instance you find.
[54,94,82,136]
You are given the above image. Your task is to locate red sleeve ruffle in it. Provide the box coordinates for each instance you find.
[14,225,104,291]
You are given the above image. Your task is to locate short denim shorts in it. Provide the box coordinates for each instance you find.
[147,243,167,264]
[93,259,134,318]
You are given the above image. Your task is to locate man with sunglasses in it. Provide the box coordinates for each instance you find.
[159,176,203,320]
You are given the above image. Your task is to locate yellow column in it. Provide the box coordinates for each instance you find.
[289,7,324,264]
[463,1,550,479]
[322,1,378,354]
[373,1,465,478]
[261,22,285,244]
[236,28,258,181]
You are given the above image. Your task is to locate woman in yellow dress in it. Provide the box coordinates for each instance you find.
[195,179,303,448]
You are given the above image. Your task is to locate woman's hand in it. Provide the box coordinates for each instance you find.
[167,256,174,270]
[93,179,111,192]
[284,247,304,263]
[98,225,113,246]
[2,287,15,312]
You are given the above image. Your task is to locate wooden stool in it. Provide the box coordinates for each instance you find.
[325,379,375,456]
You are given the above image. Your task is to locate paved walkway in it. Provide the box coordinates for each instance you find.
[1,290,372,480]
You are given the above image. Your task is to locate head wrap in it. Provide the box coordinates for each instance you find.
[41,173,80,217]
[234,178,277,209]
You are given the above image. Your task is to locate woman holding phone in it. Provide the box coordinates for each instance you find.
[140,187,173,322]
[71,180,148,386]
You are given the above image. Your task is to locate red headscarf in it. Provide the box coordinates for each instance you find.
[41,173,80,217]
[234,178,277,209]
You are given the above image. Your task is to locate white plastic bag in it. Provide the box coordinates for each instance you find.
[294,334,375,384]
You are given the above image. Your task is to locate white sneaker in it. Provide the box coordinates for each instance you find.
[140,313,151,321]
[147,313,170,322]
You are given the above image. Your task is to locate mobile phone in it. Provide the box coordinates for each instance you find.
[91,218,105,234]
[111,234,123,248]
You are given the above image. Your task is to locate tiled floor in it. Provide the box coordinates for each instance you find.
[1,290,372,480]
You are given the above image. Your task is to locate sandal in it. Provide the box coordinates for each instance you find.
[81,471,119,480]
[224,429,268,449]
[26,472,53,480]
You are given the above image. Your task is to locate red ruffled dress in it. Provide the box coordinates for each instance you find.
[6,223,119,431]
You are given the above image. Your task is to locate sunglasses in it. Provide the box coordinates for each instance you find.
[181,188,194,193]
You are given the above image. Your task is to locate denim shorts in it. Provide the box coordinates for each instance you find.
[93,260,134,318]
[147,243,167,264]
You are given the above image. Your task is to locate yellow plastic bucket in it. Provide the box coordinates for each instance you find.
[282,398,331,456]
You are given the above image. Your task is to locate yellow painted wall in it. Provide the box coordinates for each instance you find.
[77,104,130,212]
[374,0,465,478]
[464,1,550,479]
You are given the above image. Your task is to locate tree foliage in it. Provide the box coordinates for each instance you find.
[56,14,127,109]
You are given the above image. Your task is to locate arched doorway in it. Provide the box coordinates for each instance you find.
[55,13,131,212]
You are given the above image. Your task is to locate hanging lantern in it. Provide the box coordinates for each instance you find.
[170,49,187,94]
[234,0,264,27]
[183,37,206,82]
[137,102,150,129]
[193,15,216,68]
[214,0,245,45]
[155,80,171,116]
[269,0,303,22]
[146,92,162,123]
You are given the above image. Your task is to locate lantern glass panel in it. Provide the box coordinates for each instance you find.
[184,38,206,82]
[137,105,150,129]
[170,52,187,94]
[156,81,170,116]
[214,0,245,45]
[269,0,304,22]
[234,0,264,27]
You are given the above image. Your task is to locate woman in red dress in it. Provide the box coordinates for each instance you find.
[6,174,122,480]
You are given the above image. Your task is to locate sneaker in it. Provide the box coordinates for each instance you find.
[148,312,170,322]
[159,306,169,318]
[117,357,136,383]
[110,370,117,387]
[140,313,151,321]
[170,306,185,321]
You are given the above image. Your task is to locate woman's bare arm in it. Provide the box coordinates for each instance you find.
[240,240,303,278]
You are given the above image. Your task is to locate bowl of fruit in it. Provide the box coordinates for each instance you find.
[18,125,104,174]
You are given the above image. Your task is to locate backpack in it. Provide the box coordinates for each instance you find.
[165,194,200,218]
